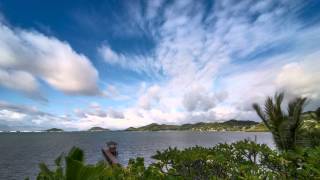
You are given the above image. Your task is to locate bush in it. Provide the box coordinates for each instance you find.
[34,140,320,180]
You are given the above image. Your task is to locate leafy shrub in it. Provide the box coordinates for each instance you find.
[34,140,320,180]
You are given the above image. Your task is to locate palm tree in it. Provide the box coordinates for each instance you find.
[311,107,320,122]
[252,92,307,151]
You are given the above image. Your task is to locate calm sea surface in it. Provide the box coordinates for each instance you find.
[0,131,273,179]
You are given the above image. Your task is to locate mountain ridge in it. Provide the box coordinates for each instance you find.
[88,127,110,131]
[45,128,64,132]
[125,120,265,132]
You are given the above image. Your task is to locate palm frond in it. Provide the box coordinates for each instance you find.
[252,103,271,130]
[68,147,84,162]
[312,107,320,121]
[252,92,309,151]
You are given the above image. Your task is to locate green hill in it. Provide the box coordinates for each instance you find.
[126,108,320,132]
[88,127,110,132]
[45,128,64,132]
[125,120,261,132]
[245,123,268,132]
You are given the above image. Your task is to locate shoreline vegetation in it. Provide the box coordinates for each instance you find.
[88,127,110,132]
[125,120,268,132]
[4,109,319,133]
[45,128,64,132]
[3,109,319,133]
[1,120,269,133]
[32,92,320,179]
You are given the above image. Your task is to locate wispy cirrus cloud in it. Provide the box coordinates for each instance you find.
[98,44,160,77]
[94,0,320,128]
[1,0,320,130]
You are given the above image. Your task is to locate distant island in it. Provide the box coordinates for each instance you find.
[4,108,318,133]
[45,128,64,132]
[126,120,268,132]
[125,109,320,132]
[88,127,110,132]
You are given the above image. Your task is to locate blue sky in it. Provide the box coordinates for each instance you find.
[0,0,320,130]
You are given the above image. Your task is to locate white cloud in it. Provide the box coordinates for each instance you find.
[98,45,121,64]
[98,44,159,76]
[0,109,26,121]
[221,51,320,119]
[183,86,216,112]
[276,54,320,99]
[95,0,320,126]
[2,0,319,130]
[107,108,124,119]
[74,103,124,120]
[138,85,161,109]
[0,69,39,96]
[101,85,129,100]
[0,101,73,130]
[146,0,164,20]
[0,22,100,97]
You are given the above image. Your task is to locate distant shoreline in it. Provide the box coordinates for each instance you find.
[0,120,270,133]
[124,120,268,132]
[0,129,269,133]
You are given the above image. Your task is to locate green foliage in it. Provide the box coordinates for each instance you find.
[310,107,320,122]
[33,92,320,179]
[152,140,285,179]
[253,92,320,151]
[246,123,268,132]
[35,147,164,180]
[126,120,260,132]
[34,141,320,179]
